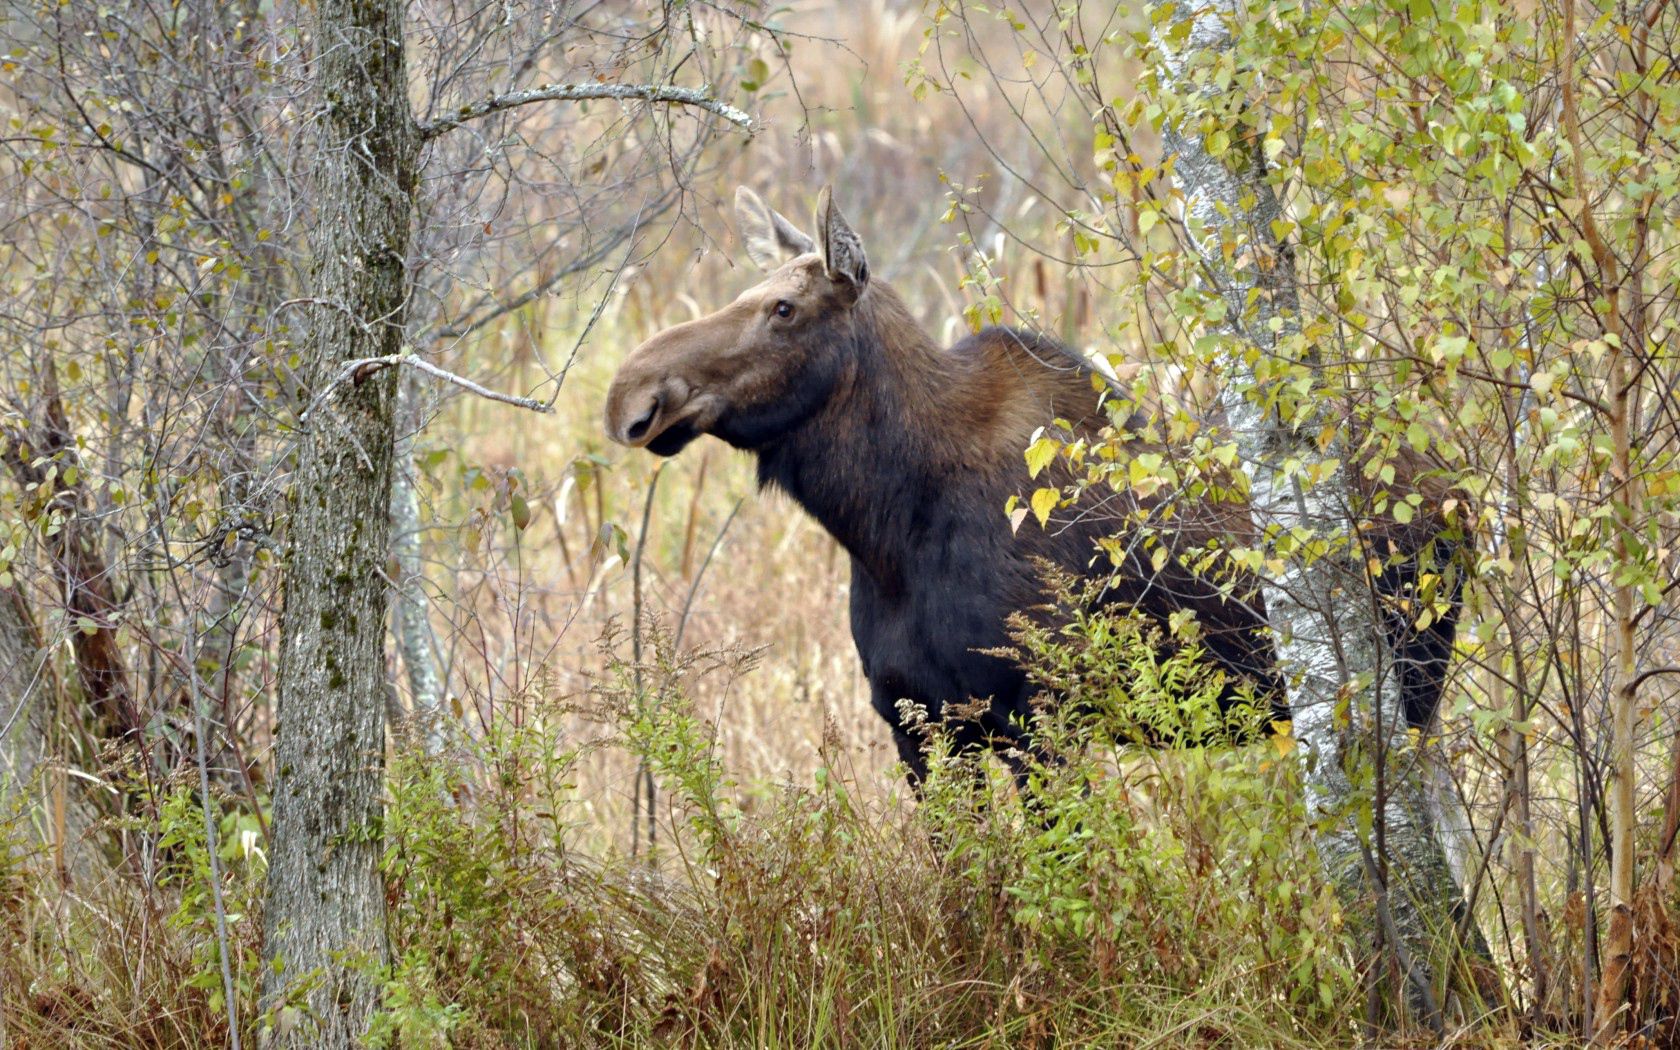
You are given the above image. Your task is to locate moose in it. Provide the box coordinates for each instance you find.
[604,186,1458,785]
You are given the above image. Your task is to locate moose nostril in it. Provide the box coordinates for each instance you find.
[625,397,659,443]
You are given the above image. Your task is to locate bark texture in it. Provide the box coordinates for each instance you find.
[260,0,416,1042]
[1594,335,1636,1041]
[1153,0,1470,1029]
[0,582,97,887]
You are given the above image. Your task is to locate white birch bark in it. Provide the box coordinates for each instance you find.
[391,368,446,753]
[1152,0,1470,1028]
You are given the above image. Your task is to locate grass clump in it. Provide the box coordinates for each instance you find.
[1,607,1362,1048]
[0,774,266,1048]
[372,609,1357,1048]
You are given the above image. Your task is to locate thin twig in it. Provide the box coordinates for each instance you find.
[300,352,551,422]
[1360,840,1447,1038]
[182,616,243,1050]
[1626,664,1680,692]
[674,497,745,652]
[149,484,241,1050]
[544,200,652,410]
[427,197,673,345]
[418,82,754,140]
[273,297,365,325]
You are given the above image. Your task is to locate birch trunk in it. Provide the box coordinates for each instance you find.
[260,0,416,1041]
[1592,311,1637,1043]
[1558,0,1640,1030]
[391,368,445,753]
[1153,1,1470,1029]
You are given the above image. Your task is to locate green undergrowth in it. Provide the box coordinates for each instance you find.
[371,611,1359,1048]
[4,607,1378,1048]
[0,768,267,1047]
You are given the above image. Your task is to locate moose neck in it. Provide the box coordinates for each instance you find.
[755,284,993,597]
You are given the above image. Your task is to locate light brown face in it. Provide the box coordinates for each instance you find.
[603,187,871,456]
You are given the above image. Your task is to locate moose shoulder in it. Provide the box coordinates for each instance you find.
[604,186,1458,785]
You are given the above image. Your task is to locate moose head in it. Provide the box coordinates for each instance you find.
[604,187,872,457]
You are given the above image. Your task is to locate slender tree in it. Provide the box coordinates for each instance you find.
[1149,2,1472,1028]
[261,4,757,1040]
[1,0,762,1038]
[259,0,416,1040]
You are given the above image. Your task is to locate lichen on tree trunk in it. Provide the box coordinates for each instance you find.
[260,0,416,1043]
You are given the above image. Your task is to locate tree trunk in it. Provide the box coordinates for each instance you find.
[1592,289,1638,1044]
[391,368,445,753]
[1153,1,1470,1031]
[0,581,99,889]
[0,588,43,798]
[260,0,415,1042]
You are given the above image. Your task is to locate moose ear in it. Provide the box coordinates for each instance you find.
[735,186,815,271]
[815,187,869,298]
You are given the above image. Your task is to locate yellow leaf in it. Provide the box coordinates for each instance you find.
[1024,435,1059,479]
[1031,486,1059,527]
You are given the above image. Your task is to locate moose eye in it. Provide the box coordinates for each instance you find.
[773,300,794,319]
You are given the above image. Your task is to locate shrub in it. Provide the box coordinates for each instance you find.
[372,614,1354,1047]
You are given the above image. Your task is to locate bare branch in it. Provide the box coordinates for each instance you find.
[1627,665,1680,693]
[427,196,673,346]
[304,353,551,421]
[418,82,754,140]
